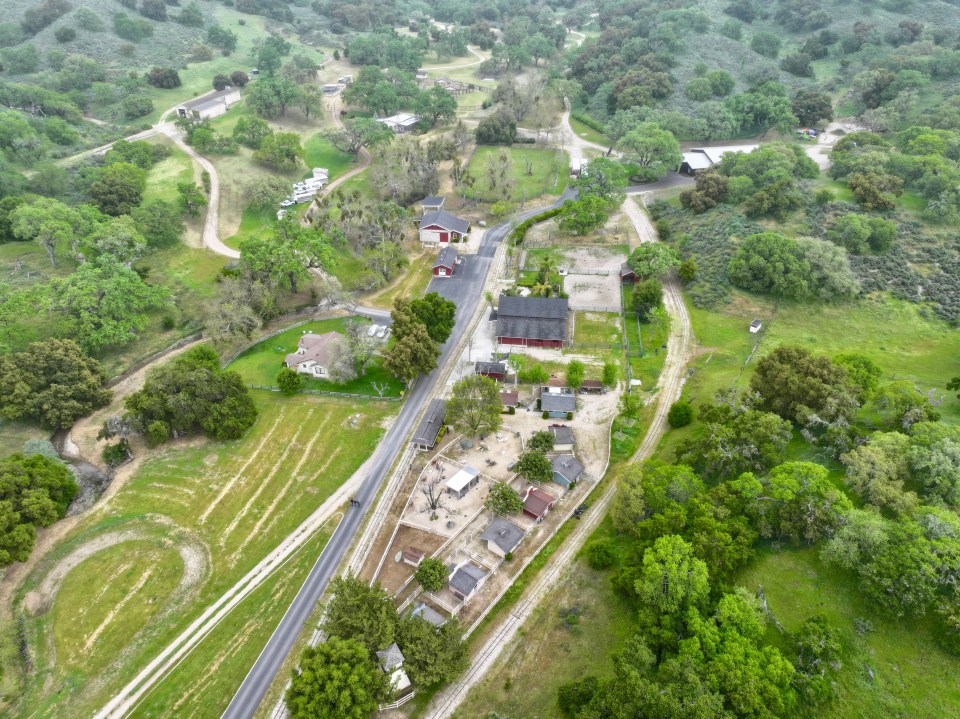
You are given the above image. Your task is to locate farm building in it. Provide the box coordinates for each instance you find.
[176,87,241,120]
[411,602,446,627]
[401,547,425,567]
[522,486,556,523]
[283,331,343,378]
[421,196,445,214]
[376,112,421,133]
[580,380,605,394]
[495,296,569,349]
[542,393,576,417]
[419,210,470,244]
[479,517,525,558]
[680,145,759,174]
[448,562,488,601]
[376,643,411,693]
[412,399,447,450]
[433,245,458,277]
[552,455,584,489]
[750,319,763,333]
[548,425,575,452]
[475,361,506,380]
[620,263,638,284]
[500,390,519,409]
[445,465,481,499]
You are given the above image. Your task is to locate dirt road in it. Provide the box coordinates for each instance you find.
[420,195,694,719]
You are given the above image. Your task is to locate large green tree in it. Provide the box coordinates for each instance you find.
[413,557,447,592]
[728,232,811,299]
[0,339,111,429]
[322,573,397,654]
[123,345,257,443]
[514,449,552,484]
[395,616,469,686]
[324,118,394,161]
[409,292,456,344]
[618,122,682,181]
[46,256,172,353]
[88,162,147,216]
[286,636,389,719]
[0,453,77,566]
[485,481,524,516]
[447,374,502,436]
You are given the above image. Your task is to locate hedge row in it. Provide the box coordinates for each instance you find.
[510,205,564,245]
[570,111,607,136]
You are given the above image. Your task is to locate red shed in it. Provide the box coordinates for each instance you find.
[433,245,458,277]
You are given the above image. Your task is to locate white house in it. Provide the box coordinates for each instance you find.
[283,331,342,377]
[176,87,242,120]
[376,112,421,134]
[445,465,480,499]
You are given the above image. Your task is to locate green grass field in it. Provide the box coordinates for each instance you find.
[569,117,611,147]
[737,547,960,719]
[7,391,394,718]
[366,251,433,310]
[302,133,355,180]
[573,311,622,346]
[143,139,195,204]
[467,146,569,202]
[226,318,406,397]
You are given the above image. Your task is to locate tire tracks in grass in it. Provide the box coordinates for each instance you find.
[199,409,287,525]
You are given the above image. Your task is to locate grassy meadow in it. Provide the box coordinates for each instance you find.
[467,146,569,202]
[5,391,394,718]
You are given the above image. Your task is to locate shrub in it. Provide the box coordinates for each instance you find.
[508,406,515,415]
[212,74,231,90]
[277,367,304,394]
[102,439,131,467]
[542,410,549,420]
[585,540,615,569]
[54,26,76,43]
[504,551,514,561]
[121,94,154,119]
[146,66,181,89]
[566,411,574,420]
[146,419,169,446]
[667,401,694,428]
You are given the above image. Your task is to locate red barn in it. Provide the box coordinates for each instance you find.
[495,295,568,349]
[419,209,470,244]
[433,245,458,277]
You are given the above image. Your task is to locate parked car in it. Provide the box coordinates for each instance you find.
[367,324,378,337]
[376,325,388,339]
[573,502,589,519]
[279,199,295,208]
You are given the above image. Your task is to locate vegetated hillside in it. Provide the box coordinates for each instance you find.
[570,0,960,131]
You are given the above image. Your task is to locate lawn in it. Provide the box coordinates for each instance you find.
[223,203,277,251]
[8,391,393,718]
[569,117,611,147]
[736,547,960,719]
[226,317,406,398]
[143,139,195,204]
[466,146,569,202]
[573,311,623,346]
[302,133,355,180]
[366,251,434,310]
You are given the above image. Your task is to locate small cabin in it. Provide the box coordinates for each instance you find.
[749,319,762,334]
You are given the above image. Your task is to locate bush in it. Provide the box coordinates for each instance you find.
[146,419,169,446]
[212,74,231,90]
[54,26,76,43]
[102,439,131,468]
[585,540,616,569]
[146,66,181,89]
[542,410,550,420]
[566,411,574,420]
[121,94,154,119]
[504,551,514,561]
[667,401,694,428]
[508,406,515,414]
[277,367,304,394]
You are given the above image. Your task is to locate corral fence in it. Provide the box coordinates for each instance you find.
[520,266,611,276]
[220,319,315,368]
[569,303,622,313]
[247,384,401,402]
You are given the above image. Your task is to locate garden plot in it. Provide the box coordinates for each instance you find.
[376,525,449,594]
[12,393,393,719]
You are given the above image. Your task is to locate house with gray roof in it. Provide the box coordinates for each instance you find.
[541,393,576,417]
[548,425,575,452]
[376,643,412,693]
[448,562,489,601]
[284,331,343,378]
[419,209,470,244]
[479,517,525,558]
[411,602,447,628]
[421,196,445,214]
[496,295,569,349]
[552,454,584,489]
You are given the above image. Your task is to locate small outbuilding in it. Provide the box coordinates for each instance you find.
[522,486,556,522]
[445,465,481,499]
[412,399,447,450]
[496,295,569,349]
[433,245,458,277]
[479,517,525,558]
[548,425,575,452]
[552,454,584,489]
[448,562,488,601]
[402,547,425,567]
[475,361,506,381]
[749,319,762,333]
[411,602,447,628]
[421,196,445,214]
[376,643,412,693]
[376,112,421,134]
[419,209,470,244]
[321,84,340,95]
[580,380,605,394]
[500,390,519,409]
[620,263,638,284]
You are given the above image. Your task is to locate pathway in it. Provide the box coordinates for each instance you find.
[420,194,694,719]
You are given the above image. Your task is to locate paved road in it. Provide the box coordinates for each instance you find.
[626,172,694,195]
[221,192,575,719]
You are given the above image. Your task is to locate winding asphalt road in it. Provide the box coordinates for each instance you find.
[220,190,575,719]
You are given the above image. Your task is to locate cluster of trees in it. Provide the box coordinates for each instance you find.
[447,373,502,437]
[0,452,77,567]
[558,158,628,236]
[383,294,454,383]
[341,66,457,129]
[287,574,468,716]
[121,345,257,445]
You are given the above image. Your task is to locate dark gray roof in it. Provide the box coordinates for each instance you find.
[376,642,405,671]
[413,399,446,447]
[421,209,469,235]
[549,426,575,446]
[435,245,458,269]
[621,262,636,276]
[552,454,584,481]
[449,563,488,596]
[541,393,576,412]
[422,196,445,207]
[498,295,569,320]
[475,361,506,374]
[180,87,238,110]
[411,602,447,627]
[496,296,569,341]
[479,517,525,553]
